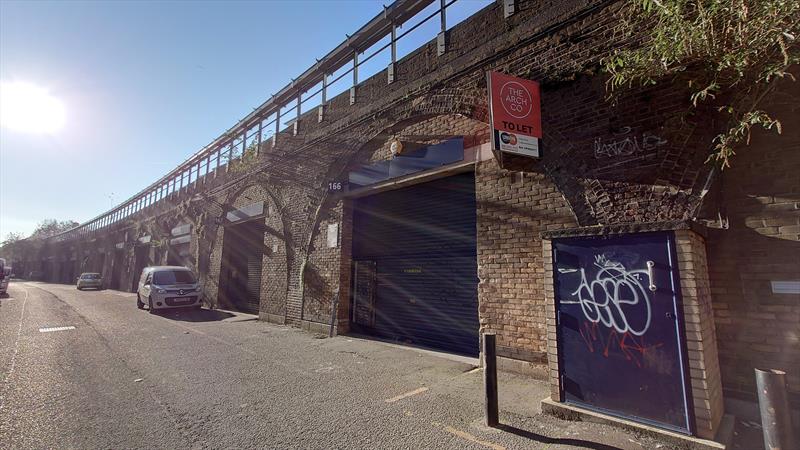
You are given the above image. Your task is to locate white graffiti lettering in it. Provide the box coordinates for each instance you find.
[594,128,668,159]
[561,255,652,336]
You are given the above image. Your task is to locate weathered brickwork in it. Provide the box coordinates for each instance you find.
[302,205,343,326]
[675,229,724,439]
[703,83,800,402]
[13,0,799,435]
[476,159,577,363]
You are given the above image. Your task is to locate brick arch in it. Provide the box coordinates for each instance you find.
[202,181,289,315]
[356,90,602,226]
[389,78,716,227]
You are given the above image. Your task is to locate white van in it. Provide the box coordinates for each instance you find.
[136,266,202,312]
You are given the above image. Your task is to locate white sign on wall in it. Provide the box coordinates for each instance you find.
[327,223,339,248]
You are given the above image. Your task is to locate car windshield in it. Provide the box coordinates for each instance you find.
[81,274,100,279]
[153,270,196,285]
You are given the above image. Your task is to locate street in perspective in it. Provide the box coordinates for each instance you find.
[1,0,798,449]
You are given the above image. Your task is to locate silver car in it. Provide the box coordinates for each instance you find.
[136,266,202,313]
[77,272,103,290]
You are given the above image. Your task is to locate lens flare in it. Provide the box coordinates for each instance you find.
[0,81,66,134]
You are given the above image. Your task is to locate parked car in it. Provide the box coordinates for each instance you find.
[0,259,9,295]
[76,273,103,290]
[136,266,202,313]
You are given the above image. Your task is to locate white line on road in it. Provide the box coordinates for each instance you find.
[384,386,429,403]
[1,285,29,413]
[39,326,76,333]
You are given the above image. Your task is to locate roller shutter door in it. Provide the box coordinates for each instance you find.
[352,172,479,356]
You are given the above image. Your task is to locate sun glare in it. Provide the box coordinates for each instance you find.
[0,81,66,134]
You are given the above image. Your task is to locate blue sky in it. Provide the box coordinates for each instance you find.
[0,0,491,239]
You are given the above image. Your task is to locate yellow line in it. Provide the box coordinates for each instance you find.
[384,386,429,403]
[442,426,506,450]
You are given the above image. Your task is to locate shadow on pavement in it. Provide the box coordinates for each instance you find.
[496,424,623,450]
[154,308,236,322]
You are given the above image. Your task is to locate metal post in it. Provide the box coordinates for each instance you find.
[437,0,447,56]
[350,51,358,105]
[241,130,247,157]
[294,94,301,135]
[388,22,397,84]
[319,73,328,122]
[755,368,797,450]
[215,149,221,176]
[483,333,499,427]
[257,121,263,155]
[503,0,516,18]
[226,141,233,171]
[274,109,280,147]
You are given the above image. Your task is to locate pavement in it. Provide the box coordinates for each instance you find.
[0,281,764,449]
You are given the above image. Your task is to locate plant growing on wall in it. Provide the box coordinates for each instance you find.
[603,0,799,168]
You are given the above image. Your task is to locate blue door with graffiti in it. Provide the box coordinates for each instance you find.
[553,231,692,434]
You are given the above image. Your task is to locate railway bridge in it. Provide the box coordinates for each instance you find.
[7,0,799,443]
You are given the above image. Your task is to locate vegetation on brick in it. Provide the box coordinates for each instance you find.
[603,0,799,168]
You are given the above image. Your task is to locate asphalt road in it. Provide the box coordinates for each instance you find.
[0,281,709,449]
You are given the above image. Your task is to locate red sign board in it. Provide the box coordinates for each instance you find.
[487,71,542,158]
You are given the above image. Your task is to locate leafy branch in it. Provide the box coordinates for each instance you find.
[603,0,799,168]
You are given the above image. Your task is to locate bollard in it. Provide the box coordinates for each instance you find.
[483,332,499,427]
[755,368,797,450]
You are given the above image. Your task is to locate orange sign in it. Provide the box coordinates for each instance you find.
[487,71,542,157]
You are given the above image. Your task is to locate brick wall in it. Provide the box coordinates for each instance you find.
[19,1,798,423]
[476,159,577,364]
[301,204,343,325]
[675,229,724,439]
[704,82,800,401]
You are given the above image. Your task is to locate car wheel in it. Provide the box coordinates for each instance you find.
[77,286,82,290]
[136,294,144,309]
[148,297,156,314]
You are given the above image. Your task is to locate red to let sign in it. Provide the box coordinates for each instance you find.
[487,71,542,158]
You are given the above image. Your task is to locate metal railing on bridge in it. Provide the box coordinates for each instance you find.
[48,0,502,244]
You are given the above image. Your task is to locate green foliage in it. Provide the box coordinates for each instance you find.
[228,141,261,174]
[30,219,80,239]
[603,0,799,168]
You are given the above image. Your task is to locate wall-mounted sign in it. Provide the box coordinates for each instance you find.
[226,202,264,223]
[327,223,339,248]
[487,71,542,158]
[171,223,191,237]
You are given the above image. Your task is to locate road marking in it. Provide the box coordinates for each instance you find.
[39,326,76,333]
[1,286,28,394]
[441,425,506,450]
[1,285,29,429]
[384,386,429,403]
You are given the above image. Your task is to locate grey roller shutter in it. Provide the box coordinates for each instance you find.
[352,172,479,356]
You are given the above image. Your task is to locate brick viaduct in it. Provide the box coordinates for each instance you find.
[10,0,799,441]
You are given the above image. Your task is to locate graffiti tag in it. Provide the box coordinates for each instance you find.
[559,254,652,336]
[579,321,663,369]
[593,127,668,159]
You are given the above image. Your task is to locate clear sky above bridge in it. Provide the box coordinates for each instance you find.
[0,0,492,239]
